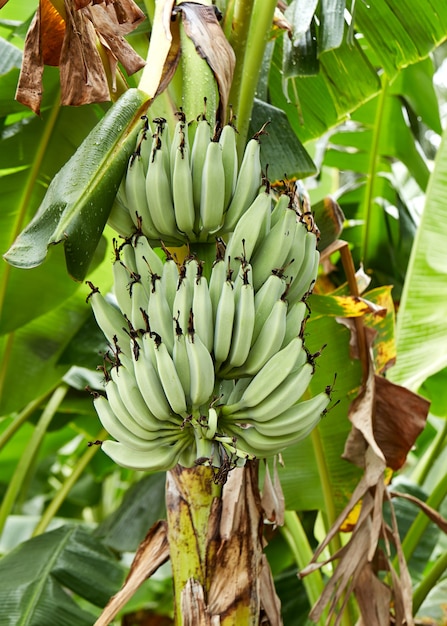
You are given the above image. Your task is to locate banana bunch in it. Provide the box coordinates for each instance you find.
[88,189,330,474]
[109,114,263,245]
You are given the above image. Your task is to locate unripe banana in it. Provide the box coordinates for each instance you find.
[101,437,188,471]
[200,140,226,237]
[191,117,211,215]
[281,220,307,289]
[86,286,129,353]
[282,300,308,348]
[213,277,236,367]
[153,335,188,416]
[251,207,297,291]
[185,324,215,410]
[270,192,291,227]
[172,326,191,402]
[172,126,196,239]
[170,118,189,177]
[224,189,272,275]
[133,234,165,282]
[108,193,135,239]
[133,333,176,421]
[130,279,149,330]
[147,274,174,354]
[252,391,329,437]
[112,258,134,321]
[161,255,180,312]
[105,375,173,433]
[221,336,304,414]
[252,273,287,344]
[206,406,219,440]
[222,137,262,232]
[137,118,152,172]
[220,272,255,374]
[146,134,179,240]
[125,152,162,241]
[227,361,314,423]
[111,364,170,433]
[208,257,227,319]
[220,422,308,457]
[192,271,214,352]
[232,297,287,376]
[94,394,178,450]
[219,123,238,210]
[225,377,252,406]
[287,232,320,303]
[172,273,193,335]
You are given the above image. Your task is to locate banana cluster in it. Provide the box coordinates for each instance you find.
[88,184,330,477]
[108,114,263,245]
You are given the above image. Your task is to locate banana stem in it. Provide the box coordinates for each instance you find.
[231,0,277,153]
[166,464,221,624]
[32,429,106,537]
[0,384,68,537]
[281,510,327,623]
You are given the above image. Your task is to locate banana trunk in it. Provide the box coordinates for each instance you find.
[166,462,280,626]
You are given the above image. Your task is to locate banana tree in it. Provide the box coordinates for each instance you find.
[1,1,447,625]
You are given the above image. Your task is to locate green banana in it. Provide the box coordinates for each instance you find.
[227,362,313,423]
[251,206,297,291]
[200,140,226,237]
[146,133,179,240]
[221,337,304,414]
[252,391,330,437]
[101,437,189,471]
[219,123,238,211]
[112,258,133,321]
[222,137,262,232]
[192,271,214,352]
[133,333,176,421]
[94,394,178,449]
[161,256,180,312]
[172,125,196,239]
[153,336,188,416]
[213,277,236,367]
[220,271,255,373]
[172,272,193,335]
[86,286,129,353]
[208,257,227,319]
[252,273,287,344]
[191,117,211,215]
[125,152,161,241]
[224,189,272,275]
[185,324,215,410]
[233,297,287,376]
[133,234,165,280]
[282,300,308,348]
[287,231,319,303]
[147,274,174,354]
[172,326,191,402]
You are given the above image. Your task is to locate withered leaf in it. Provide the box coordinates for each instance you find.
[15,9,44,114]
[87,2,146,75]
[60,2,110,106]
[94,520,169,626]
[176,2,235,122]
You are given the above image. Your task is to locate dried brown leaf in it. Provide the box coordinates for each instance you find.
[374,375,429,470]
[261,458,285,528]
[390,490,447,533]
[15,9,44,114]
[259,555,282,626]
[94,520,170,626]
[60,2,110,106]
[86,3,146,74]
[177,2,235,122]
[0,0,10,8]
[181,579,208,626]
[41,0,65,66]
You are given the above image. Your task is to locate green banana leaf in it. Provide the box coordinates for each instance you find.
[389,124,447,391]
[0,525,125,626]
[3,88,149,282]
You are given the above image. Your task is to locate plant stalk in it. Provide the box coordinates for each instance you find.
[32,429,106,537]
[0,384,68,536]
